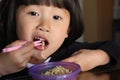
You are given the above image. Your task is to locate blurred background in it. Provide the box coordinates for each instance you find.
[77,0,120,45]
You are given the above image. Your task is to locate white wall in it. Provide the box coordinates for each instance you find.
[114,0,120,19]
[79,0,83,11]
[77,0,84,42]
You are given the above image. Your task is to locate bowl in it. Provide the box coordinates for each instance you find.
[28,62,81,80]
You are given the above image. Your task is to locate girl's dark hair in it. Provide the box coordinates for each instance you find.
[0,0,83,48]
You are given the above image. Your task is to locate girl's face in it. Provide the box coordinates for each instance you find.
[16,5,70,63]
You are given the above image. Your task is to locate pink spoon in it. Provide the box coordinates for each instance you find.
[2,41,42,53]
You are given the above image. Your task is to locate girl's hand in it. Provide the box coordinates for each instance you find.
[62,49,110,71]
[0,40,34,76]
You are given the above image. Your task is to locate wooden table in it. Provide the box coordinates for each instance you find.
[77,70,120,80]
[4,69,120,80]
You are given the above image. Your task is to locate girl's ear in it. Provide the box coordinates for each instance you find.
[65,33,68,38]
[65,28,70,38]
[67,28,71,34]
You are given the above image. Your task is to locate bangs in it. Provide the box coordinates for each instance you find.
[19,0,72,8]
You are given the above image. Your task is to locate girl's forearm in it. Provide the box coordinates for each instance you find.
[95,49,110,66]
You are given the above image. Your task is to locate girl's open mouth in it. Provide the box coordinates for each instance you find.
[33,36,49,50]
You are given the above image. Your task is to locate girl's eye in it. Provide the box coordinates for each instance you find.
[53,15,62,20]
[28,11,39,16]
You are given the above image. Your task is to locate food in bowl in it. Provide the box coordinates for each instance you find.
[42,65,72,76]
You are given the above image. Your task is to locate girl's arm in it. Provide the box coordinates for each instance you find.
[69,41,120,71]
[62,49,110,71]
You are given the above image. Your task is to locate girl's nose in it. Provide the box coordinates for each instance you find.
[37,24,50,32]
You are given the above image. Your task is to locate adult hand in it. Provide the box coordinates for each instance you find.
[62,49,110,71]
[0,40,34,76]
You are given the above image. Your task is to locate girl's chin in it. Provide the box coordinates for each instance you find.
[28,57,45,64]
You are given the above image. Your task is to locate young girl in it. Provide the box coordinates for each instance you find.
[0,0,120,79]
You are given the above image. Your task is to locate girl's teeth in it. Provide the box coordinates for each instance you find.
[34,37,45,41]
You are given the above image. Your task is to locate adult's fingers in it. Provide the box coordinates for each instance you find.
[15,41,34,55]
